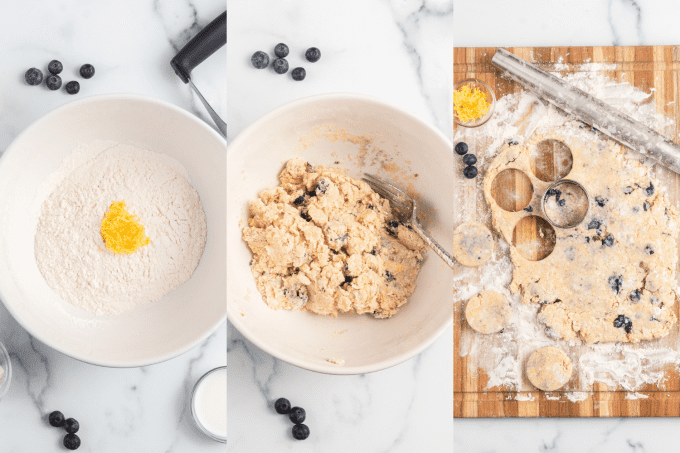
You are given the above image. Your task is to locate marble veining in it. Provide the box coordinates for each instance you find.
[455,1,680,452]
[0,0,226,451]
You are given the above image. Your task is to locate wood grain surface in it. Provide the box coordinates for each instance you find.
[453,46,680,418]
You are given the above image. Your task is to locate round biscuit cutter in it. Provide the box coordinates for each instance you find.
[540,179,590,229]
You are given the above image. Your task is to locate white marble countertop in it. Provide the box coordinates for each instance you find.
[227,0,453,451]
[0,0,226,451]
[454,1,680,452]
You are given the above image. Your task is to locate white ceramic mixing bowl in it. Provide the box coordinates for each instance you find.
[0,95,226,367]
[227,93,453,374]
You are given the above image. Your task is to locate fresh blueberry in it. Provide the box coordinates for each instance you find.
[65,81,80,95]
[251,51,269,69]
[292,423,310,440]
[643,201,651,211]
[291,67,306,81]
[48,411,65,427]
[462,154,477,166]
[64,418,79,434]
[623,186,633,194]
[63,433,81,450]
[305,47,321,63]
[288,407,306,424]
[524,205,533,212]
[455,142,468,155]
[293,194,305,205]
[645,183,655,196]
[602,234,614,247]
[45,74,62,91]
[645,245,654,255]
[613,314,633,334]
[595,196,607,207]
[274,398,291,414]
[48,60,63,75]
[385,270,395,282]
[629,290,642,302]
[463,166,478,179]
[608,275,623,294]
[79,64,95,79]
[558,199,566,207]
[587,220,601,230]
[272,58,289,74]
[25,68,43,85]
[274,43,289,58]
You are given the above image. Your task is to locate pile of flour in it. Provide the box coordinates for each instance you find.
[455,63,680,396]
[35,141,207,315]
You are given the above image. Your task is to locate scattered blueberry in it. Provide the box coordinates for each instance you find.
[587,220,602,230]
[275,398,291,414]
[48,411,65,427]
[48,60,63,75]
[608,275,623,294]
[301,211,312,222]
[291,67,306,81]
[272,58,289,74]
[370,249,377,255]
[558,199,566,207]
[387,220,399,234]
[63,433,81,450]
[463,166,478,179]
[595,196,607,207]
[288,407,306,424]
[293,194,305,205]
[64,418,79,434]
[385,270,395,282]
[613,314,633,334]
[344,275,353,284]
[305,47,321,63]
[251,51,269,69]
[524,205,533,212]
[25,68,43,85]
[585,237,591,243]
[65,81,80,95]
[507,139,519,146]
[45,74,62,91]
[602,234,614,247]
[462,154,477,166]
[455,142,468,155]
[623,186,633,195]
[274,43,289,58]
[643,201,651,211]
[292,423,310,440]
[629,290,642,302]
[645,245,654,255]
[79,64,95,79]
[645,183,655,196]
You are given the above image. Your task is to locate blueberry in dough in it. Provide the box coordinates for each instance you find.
[300,211,312,222]
[629,290,642,303]
[587,219,602,230]
[558,199,566,207]
[293,194,305,205]
[643,201,651,211]
[645,245,654,255]
[613,314,633,333]
[608,275,623,294]
[623,186,633,194]
[645,183,655,196]
[315,177,329,195]
[595,196,607,207]
[385,270,395,282]
[524,206,533,212]
[602,234,614,247]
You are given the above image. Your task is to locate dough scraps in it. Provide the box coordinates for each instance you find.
[484,133,679,344]
[242,158,426,318]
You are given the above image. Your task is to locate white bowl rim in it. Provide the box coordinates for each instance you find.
[227,92,453,375]
[0,93,227,368]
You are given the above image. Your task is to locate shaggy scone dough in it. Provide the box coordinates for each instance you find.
[465,290,512,334]
[243,158,426,318]
[526,346,573,391]
[484,133,680,344]
[453,221,494,267]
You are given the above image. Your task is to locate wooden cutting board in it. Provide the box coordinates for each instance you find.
[453,46,680,418]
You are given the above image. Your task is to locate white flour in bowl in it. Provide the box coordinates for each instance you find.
[35,141,207,315]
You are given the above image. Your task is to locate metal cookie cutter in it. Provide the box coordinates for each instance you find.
[540,179,590,229]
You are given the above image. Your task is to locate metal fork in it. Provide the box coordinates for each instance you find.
[362,174,454,269]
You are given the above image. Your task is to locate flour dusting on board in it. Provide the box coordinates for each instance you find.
[455,63,680,395]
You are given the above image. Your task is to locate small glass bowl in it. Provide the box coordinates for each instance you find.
[0,341,12,401]
[454,78,496,128]
[191,366,226,443]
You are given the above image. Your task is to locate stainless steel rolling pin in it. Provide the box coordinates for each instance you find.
[491,48,680,174]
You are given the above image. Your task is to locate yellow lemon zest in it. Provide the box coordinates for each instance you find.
[101,201,151,254]
[454,85,491,123]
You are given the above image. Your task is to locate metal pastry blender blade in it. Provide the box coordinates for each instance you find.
[171,11,226,137]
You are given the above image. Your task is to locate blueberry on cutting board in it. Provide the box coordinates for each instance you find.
[455,142,468,155]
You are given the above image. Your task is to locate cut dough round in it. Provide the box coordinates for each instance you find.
[465,291,512,334]
[453,221,494,267]
[526,346,573,391]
